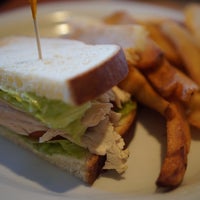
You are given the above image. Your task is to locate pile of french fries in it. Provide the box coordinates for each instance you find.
[67,3,200,190]
[105,3,200,189]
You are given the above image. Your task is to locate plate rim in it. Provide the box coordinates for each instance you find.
[0,1,199,200]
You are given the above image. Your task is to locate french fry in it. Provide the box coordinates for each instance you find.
[188,110,200,129]
[184,3,200,48]
[160,20,200,86]
[103,11,137,25]
[187,92,200,129]
[102,7,198,190]
[141,58,199,103]
[156,99,191,188]
[119,65,170,116]
[125,40,164,69]
[143,23,184,68]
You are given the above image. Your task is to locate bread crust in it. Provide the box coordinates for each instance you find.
[69,48,128,105]
[85,155,106,184]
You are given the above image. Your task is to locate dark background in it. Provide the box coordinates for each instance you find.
[1,0,200,12]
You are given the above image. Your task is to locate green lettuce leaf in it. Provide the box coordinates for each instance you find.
[0,88,91,141]
[32,139,89,159]
[117,100,137,117]
[0,88,137,157]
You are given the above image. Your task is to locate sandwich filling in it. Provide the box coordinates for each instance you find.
[0,86,136,173]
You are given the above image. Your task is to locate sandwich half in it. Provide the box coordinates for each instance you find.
[0,36,136,184]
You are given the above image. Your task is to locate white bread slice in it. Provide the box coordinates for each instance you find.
[0,36,128,105]
[67,18,148,50]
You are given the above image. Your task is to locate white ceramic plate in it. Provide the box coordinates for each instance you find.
[1,1,200,200]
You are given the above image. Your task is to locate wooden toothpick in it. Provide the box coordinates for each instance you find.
[29,0,42,59]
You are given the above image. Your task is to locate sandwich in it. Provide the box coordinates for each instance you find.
[0,36,136,184]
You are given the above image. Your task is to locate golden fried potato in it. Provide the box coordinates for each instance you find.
[188,111,200,129]
[160,20,200,86]
[125,40,164,69]
[143,22,184,68]
[156,99,191,188]
[119,65,170,116]
[187,92,200,129]
[141,58,199,103]
[103,11,137,25]
[184,3,200,47]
